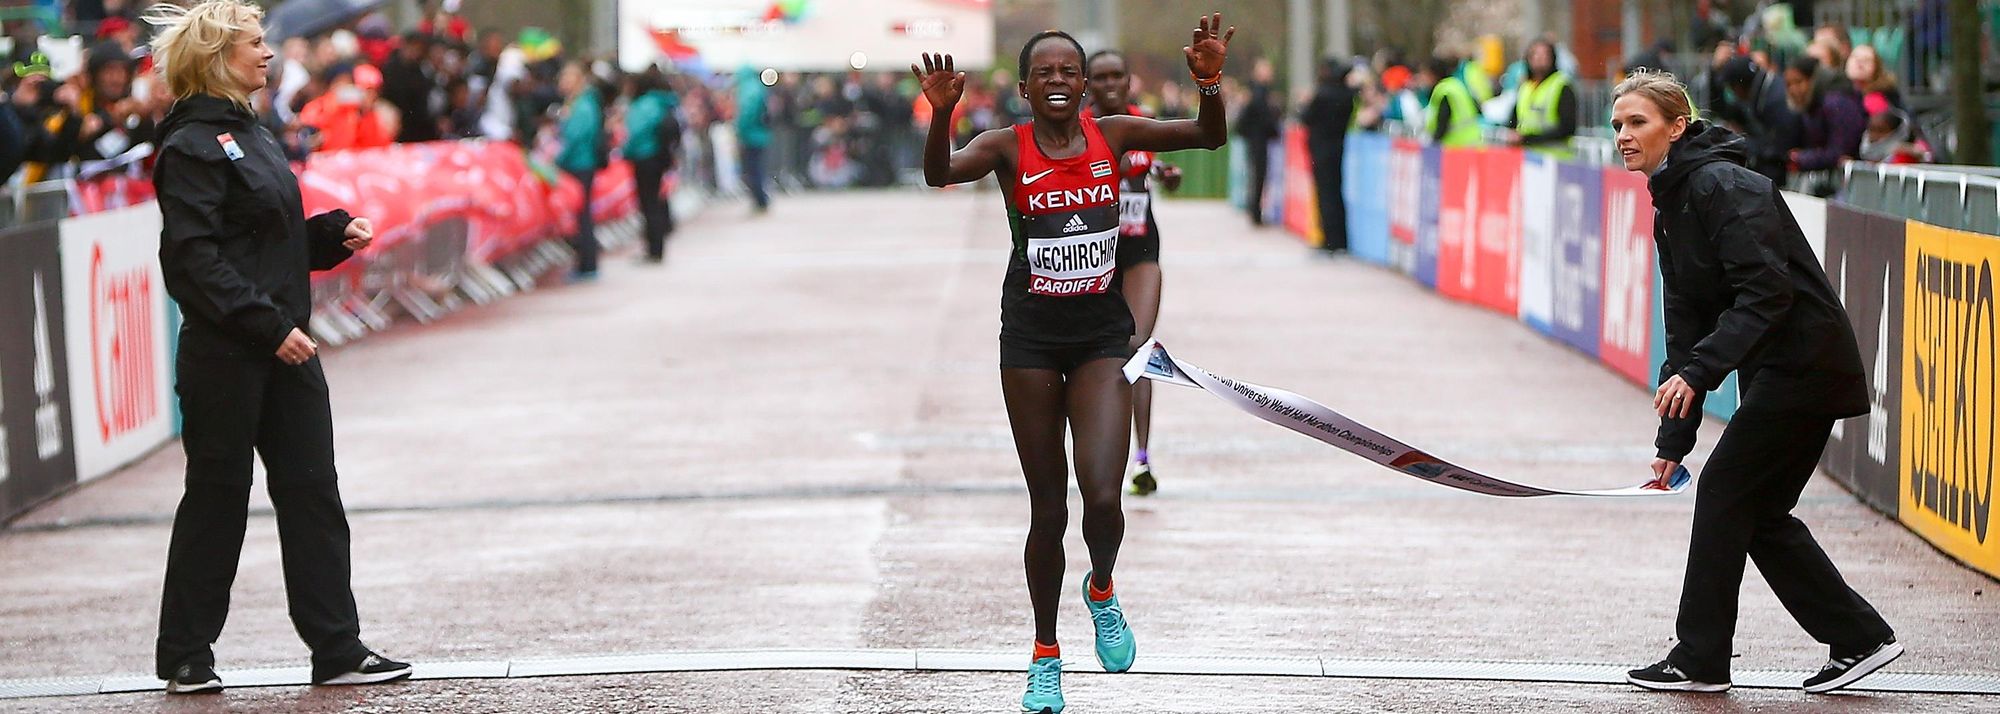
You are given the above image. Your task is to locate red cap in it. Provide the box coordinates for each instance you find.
[352,63,383,89]
[1382,65,1411,93]
[97,16,131,38]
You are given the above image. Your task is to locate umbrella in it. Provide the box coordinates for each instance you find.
[265,0,391,42]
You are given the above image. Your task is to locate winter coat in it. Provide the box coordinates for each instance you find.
[623,89,678,162]
[1718,69,1800,185]
[556,85,605,174]
[1236,80,1280,144]
[154,95,356,356]
[1793,86,1867,171]
[1646,121,1868,461]
[380,55,440,143]
[1302,79,1355,155]
[733,69,771,149]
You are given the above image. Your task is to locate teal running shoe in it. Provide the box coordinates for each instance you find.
[1082,572,1136,672]
[1021,657,1064,713]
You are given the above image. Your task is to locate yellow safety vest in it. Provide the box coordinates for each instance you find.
[1515,70,1573,156]
[1461,62,1496,104]
[1426,77,1483,148]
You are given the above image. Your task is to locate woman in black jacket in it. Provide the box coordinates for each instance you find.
[148,0,409,694]
[1608,70,1901,696]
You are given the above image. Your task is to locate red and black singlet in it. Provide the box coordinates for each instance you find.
[1001,118,1134,347]
[1112,104,1157,237]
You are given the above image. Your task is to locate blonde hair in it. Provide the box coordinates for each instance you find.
[1613,68,1694,124]
[146,0,265,110]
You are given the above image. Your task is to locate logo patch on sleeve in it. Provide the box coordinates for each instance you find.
[216,133,245,161]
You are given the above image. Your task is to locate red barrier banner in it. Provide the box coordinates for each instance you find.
[69,174,156,216]
[1436,148,1478,300]
[1388,139,1422,247]
[295,141,640,269]
[1281,125,1320,245]
[1472,148,1523,314]
[592,161,638,222]
[1598,167,1654,385]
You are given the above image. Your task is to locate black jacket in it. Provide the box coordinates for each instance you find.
[155,95,354,356]
[1301,81,1353,154]
[382,56,440,143]
[1648,121,1868,461]
[1718,70,1800,185]
[1237,80,1280,144]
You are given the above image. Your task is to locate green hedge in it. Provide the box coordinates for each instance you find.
[1158,144,1232,199]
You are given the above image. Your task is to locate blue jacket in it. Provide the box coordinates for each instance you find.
[624,90,677,161]
[734,69,770,149]
[557,86,604,173]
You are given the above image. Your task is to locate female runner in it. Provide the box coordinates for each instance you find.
[1084,49,1184,496]
[913,14,1231,713]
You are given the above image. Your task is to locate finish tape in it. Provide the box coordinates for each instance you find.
[1124,339,1690,497]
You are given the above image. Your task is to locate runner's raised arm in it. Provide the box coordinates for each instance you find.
[913,52,1012,187]
[1099,13,1235,154]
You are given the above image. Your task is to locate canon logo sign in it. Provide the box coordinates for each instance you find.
[88,244,158,442]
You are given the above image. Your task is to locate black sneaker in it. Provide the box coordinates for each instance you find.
[1626,659,1730,692]
[165,663,223,694]
[314,652,413,686]
[1804,637,1904,694]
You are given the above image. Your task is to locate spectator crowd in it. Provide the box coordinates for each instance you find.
[0,0,1968,226]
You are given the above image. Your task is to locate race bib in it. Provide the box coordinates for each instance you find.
[1027,228,1118,296]
[1119,191,1151,236]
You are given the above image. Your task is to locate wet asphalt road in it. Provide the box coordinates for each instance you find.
[3,190,1997,713]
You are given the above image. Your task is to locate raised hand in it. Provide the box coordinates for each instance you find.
[1183,12,1235,78]
[910,52,967,110]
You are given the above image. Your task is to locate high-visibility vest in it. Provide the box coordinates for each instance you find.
[1515,70,1573,156]
[1515,71,1569,136]
[1460,62,1496,104]
[1426,77,1483,148]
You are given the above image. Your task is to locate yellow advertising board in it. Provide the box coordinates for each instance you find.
[1902,222,2000,577]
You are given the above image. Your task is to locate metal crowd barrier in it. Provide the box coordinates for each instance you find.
[305,209,647,347]
[0,182,73,229]
[1840,161,2000,235]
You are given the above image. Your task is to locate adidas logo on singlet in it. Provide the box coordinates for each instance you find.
[1063,214,1088,234]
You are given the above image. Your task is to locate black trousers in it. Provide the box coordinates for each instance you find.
[1310,148,1348,252]
[156,328,367,679]
[632,154,674,260]
[567,168,599,274]
[1244,136,1273,224]
[1667,412,1893,682]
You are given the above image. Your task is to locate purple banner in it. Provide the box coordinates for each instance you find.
[1414,146,1442,288]
[1550,162,1604,355]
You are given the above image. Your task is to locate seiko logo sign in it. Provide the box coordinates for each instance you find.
[1909,250,1995,543]
[1027,184,1112,212]
[88,244,159,443]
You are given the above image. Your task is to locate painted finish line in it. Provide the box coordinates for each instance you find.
[4,649,1998,699]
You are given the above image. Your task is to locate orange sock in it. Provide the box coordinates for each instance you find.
[1088,577,1114,602]
[1034,640,1060,661]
